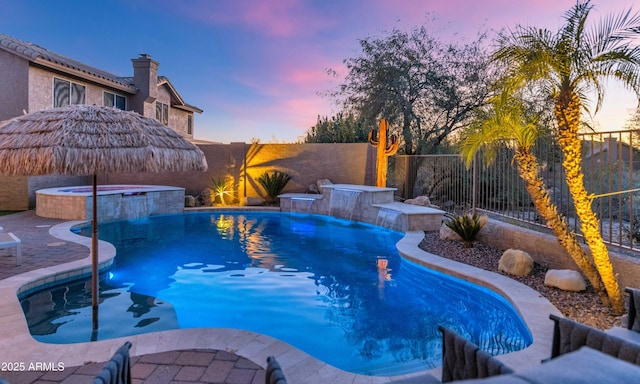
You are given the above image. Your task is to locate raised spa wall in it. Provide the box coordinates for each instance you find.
[36,185,185,222]
[279,184,445,232]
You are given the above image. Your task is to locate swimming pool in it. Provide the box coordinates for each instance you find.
[19,212,532,376]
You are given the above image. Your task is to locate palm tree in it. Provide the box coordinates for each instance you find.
[493,0,640,314]
[460,91,608,304]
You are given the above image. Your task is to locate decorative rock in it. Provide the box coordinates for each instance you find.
[196,189,214,206]
[544,269,587,292]
[498,249,534,276]
[316,179,333,193]
[184,195,196,207]
[243,197,264,206]
[405,195,439,208]
[439,222,462,241]
[305,183,320,194]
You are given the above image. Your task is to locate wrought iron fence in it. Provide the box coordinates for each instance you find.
[388,129,640,253]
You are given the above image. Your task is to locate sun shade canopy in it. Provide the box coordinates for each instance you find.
[0,104,207,176]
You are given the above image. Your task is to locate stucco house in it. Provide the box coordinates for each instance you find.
[0,33,203,210]
[0,33,202,138]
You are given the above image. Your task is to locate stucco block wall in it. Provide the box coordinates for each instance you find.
[0,176,29,211]
[103,142,376,204]
[1,142,375,209]
[477,218,640,289]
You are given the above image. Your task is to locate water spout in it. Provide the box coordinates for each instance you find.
[329,189,362,220]
[376,209,401,230]
[290,197,315,213]
[120,195,149,220]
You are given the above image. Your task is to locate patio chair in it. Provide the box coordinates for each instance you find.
[604,287,640,345]
[438,326,513,382]
[93,341,132,384]
[265,356,287,384]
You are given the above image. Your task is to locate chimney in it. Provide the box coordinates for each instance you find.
[130,54,159,116]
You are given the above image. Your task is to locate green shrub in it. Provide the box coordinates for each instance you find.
[257,171,291,205]
[445,212,487,247]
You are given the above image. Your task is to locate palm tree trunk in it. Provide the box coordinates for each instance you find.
[555,91,624,314]
[513,150,608,305]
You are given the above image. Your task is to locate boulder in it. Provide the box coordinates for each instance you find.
[184,195,196,207]
[498,249,534,276]
[305,183,321,194]
[544,269,587,292]
[439,222,462,241]
[316,179,333,193]
[405,195,439,208]
[196,189,214,206]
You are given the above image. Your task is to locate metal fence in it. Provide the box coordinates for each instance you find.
[389,129,640,253]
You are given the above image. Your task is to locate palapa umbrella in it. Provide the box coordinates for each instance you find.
[0,104,208,330]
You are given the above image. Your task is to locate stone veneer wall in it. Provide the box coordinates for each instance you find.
[35,188,185,222]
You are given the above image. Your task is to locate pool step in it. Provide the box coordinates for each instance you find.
[372,202,444,232]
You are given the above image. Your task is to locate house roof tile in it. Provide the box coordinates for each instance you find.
[0,33,202,113]
[0,33,136,91]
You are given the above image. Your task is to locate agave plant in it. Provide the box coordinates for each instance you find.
[257,170,291,205]
[210,177,235,205]
[445,212,487,247]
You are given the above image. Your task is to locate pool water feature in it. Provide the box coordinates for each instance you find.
[19,212,532,376]
[329,188,361,220]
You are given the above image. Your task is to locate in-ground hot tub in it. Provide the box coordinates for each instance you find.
[36,185,185,222]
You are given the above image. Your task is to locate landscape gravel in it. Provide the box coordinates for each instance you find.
[418,231,624,330]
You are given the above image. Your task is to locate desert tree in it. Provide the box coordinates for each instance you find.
[493,0,640,313]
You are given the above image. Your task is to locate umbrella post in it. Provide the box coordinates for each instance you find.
[91,174,99,330]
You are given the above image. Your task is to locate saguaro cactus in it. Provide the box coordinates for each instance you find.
[368,119,399,187]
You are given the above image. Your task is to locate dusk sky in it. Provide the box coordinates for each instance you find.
[2,0,639,143]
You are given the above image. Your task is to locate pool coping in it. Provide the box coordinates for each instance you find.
[0,216,560,383]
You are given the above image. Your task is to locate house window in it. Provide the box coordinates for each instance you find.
[103,92,127,110]
[155,101,169,125]
[187,115,193,135]
[53,78,85,107]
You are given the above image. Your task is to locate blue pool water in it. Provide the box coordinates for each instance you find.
[20,212,532,376]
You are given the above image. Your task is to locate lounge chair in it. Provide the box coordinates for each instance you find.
[265,356,287,384]
[93,341,132,384]
[0,231,21,266]
[438,326,513,382]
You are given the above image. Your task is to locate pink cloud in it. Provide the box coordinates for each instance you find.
[187,0,640,144]
[175,0,335,38]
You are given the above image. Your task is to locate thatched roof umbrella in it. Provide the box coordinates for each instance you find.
[0,104,208,330]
